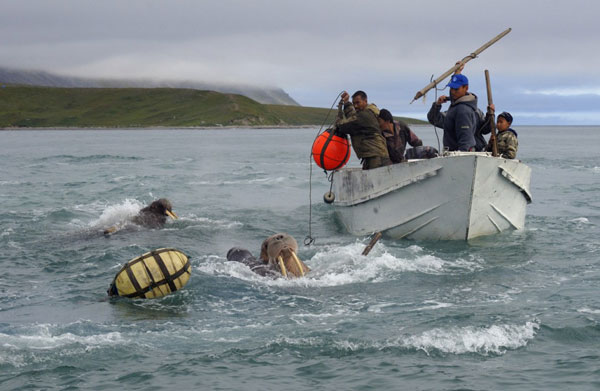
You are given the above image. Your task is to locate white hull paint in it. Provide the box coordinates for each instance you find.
[330,152,532,240]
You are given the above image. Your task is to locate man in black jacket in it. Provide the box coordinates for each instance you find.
[427,74,483,151]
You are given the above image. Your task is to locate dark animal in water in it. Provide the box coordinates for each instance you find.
[226,233,310,278]
[104,198,178,235]
[132,198,178,228]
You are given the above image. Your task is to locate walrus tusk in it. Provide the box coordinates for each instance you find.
[290,251,305,277]
[166,210,178,219]
[277,256,288,278]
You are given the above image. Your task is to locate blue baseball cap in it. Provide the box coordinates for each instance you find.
[447,74,469,89]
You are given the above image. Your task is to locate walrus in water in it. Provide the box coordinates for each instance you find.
[227,233,310,278]
[104,198,178,235]
[132,198,178,228]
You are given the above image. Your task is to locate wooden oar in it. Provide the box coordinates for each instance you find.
[362,232,382,256]
[485,70,499,157]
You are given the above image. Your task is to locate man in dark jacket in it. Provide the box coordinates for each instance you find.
[427,74,483,151]
[377,108,423,163]
[336,90,391,170]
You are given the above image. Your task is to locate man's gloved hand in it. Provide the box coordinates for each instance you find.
[436,95,449,105]
[333,127,347,138]
[341,91,350,103]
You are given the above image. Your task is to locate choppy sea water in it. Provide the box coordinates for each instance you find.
[0,125,599,390]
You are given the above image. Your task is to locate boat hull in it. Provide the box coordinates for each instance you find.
[330,153,532,240]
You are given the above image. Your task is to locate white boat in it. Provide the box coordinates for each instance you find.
[328,152,532,240]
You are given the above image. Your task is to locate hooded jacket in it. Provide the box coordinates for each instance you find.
[427,93,481,151]
[336,102,389,159]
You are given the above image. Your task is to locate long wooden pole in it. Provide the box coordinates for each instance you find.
[411,28,512,103]
[362,232,382,256]
[485,70,499,157]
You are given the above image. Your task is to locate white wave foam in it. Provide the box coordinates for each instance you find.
[413,301,453,311]
[267,321,538,356]
[0,180,24,185]
[290,307,358,325]
[578,307,600,314]
[70,200,110,213]
[367,302,403,313]
[569,217,591,224]
[0,324,124,350]
[6,240,22,250]
[198,241,481,288]
[189,176,287,186]
[111,175,135,183]
[1,330,124,351]
[188,181,213,185]
[182,215,243,229]
[197,255,261,280]
[88,199,143,228]
[223,177,287,185]
[399,321,539,355]
[0,323,125,367]
[406,244,423,253]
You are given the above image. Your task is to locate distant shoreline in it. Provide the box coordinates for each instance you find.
[0,85,427,129]
[0,125,324,131]
[2,124,597,131]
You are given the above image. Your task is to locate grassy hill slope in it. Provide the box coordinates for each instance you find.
[0,85,426,128]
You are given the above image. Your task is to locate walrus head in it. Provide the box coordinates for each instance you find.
[128,198,178,229]
[104,198,178,235]
[259,233,310,278]
[143,199,177,219]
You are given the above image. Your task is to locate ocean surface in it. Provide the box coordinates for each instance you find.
[1,125,599,390]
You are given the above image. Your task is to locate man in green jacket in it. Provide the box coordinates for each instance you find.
[335,90,391,170]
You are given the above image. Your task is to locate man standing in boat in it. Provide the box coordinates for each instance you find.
[335,90,391,170]
[427,74,483,152]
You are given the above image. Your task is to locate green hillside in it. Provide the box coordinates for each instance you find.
[0,85,426,128]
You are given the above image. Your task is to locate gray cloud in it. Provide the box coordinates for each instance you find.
[1,0,599,123]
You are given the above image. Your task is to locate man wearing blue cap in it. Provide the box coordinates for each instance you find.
[427,73,483,152]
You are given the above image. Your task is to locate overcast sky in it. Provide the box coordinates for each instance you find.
[2,0,599,125]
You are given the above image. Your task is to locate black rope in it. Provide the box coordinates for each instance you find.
[305,91,343,247]
[430,74,442,153]
[327,170,335,192]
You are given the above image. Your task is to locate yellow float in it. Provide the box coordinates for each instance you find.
[108,248,191,298]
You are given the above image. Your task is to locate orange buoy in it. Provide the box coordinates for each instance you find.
[311,129,351,170]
